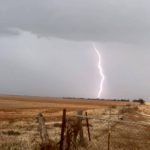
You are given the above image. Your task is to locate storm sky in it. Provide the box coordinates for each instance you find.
[0,0,150,100]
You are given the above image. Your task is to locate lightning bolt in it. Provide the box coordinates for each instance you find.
[93,43,105,99]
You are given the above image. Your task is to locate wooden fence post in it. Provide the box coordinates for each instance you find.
[107,109,112,150]
[118,109,120,120]
[60,109,66,150]
[77,111,85,146]
[109,107,112,119]
[107,129,111,150]
[85,112,91,141]
[36,113,51,149]
[107,119,111,150]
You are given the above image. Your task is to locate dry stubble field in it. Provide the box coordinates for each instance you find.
[0,96,150,150]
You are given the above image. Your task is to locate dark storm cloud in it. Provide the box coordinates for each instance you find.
[0,0,150,44]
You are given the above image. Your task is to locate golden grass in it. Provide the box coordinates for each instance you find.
[0,96,149,150]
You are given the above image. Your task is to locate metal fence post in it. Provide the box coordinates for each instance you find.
[85,112,91,141]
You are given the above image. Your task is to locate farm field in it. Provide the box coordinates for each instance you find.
[0,96,129,121]
[0,96,150,150]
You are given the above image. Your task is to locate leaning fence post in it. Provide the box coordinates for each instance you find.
[36,113,51,149]
[85,112,91,141]
[60,109,66,150]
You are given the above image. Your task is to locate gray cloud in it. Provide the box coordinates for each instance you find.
[0,32,98,98]
[0,0,150,44]
[0,31,150,100]
[0,1,150,100]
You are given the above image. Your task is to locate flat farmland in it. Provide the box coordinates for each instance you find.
[0,96,128,121]
[1,96,150,150]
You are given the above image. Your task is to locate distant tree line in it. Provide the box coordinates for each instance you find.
[62,97,145,105]
[132,98,145,105]
[112,99,130,102]
[112,98,145,105]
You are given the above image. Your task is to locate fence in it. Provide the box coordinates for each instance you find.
[36,106,150,150]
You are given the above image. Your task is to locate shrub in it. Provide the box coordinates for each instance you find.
[133,99,145,105]
[2,130,21,136]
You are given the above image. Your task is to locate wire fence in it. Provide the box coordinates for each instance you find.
[36,106,150,150]
[73,114,150,150]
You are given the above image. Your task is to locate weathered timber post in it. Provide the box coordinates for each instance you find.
[77,111,85,146]
[122,106,124,114]
[107,129,111,150]
[36,113,51,150]
[107,107,112,150]
[85,112,91,141]
[109,107,112,119]
[118,108,120,120]
[60,109,66,150]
